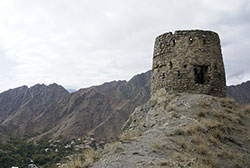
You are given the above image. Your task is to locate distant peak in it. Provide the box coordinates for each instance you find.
[33,83,46,87]
[49,83,59,86]
[19,85,29,89]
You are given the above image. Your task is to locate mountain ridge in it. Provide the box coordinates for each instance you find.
[0,71,249,143]
[0,83,69,140]
[227,80,250,104]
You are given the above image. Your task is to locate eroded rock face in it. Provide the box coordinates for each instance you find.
[151,30,226,97]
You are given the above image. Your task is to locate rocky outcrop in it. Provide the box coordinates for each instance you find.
[92,90,250,168]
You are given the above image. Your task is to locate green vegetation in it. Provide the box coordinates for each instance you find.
[0,137,74,168]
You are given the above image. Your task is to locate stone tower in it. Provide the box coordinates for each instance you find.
[151,30,226,97]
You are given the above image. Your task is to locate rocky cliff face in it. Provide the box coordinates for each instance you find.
[227,81,250,104]
[91,90,250,168]
[0,85,29,123]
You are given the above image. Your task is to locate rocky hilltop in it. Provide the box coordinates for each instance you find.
[91,90,250,168]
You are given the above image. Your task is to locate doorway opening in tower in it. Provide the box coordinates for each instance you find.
[194,65,208,84]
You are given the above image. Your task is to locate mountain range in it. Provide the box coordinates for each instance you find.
[227,80,250,104]
[0,70,249,143]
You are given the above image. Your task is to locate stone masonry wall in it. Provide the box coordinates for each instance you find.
[151,30,226,97]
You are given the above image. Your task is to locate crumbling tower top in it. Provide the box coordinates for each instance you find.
[151,30,226,97]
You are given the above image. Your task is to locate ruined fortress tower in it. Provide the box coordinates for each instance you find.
[151,30,226,97]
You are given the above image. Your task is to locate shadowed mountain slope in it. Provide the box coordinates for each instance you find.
[227,81,250,104]
[32,71,151,141]
[0,83,69,139]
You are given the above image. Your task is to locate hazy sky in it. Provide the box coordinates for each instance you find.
[0,0,249,92]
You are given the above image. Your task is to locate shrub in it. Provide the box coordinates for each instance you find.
[118,128,142,142]
[175,138,189,152]
[83,148,95,166]
[197,143,208,155]
[62,148,95,168]
[211,128,224,141]
[201,119,221,129]
[104,141,124,153]
[186,123,203,135]
[171,111,180,118]
[243,104,250,113]
[191,135,202,145]
[150,139,163,153]
[172,128,186,135]
[62,155,85,168]
[197,108,208,117]
[172,152,185,161]
[209,135,219,146]
[198,100,210,108]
